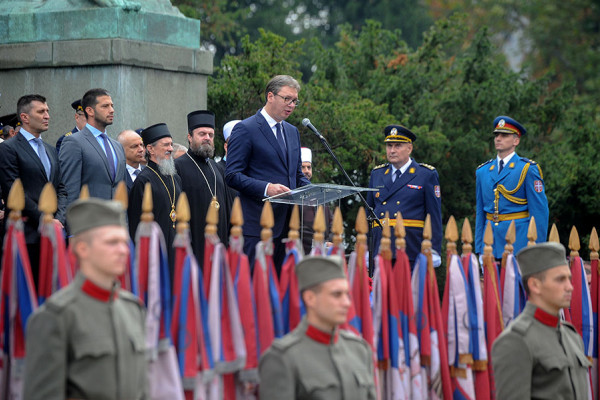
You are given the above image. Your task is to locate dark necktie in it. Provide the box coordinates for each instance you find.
[100,133,116,179]
[499,159,504,173]
[133,169,141,180]
[276,123,287,155]
[392,169,401,183]
[34,138,51,179]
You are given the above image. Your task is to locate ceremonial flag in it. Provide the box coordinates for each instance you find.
[499,253,526,327]
[411,253,452,400]
[590,252,599,398]
[38,218,72,305]
[279,240,303,334]
[461,253,490,400]
[442,253,475,400]
[135,222,184,399]
[394,247,424,399]
[347,251,374,347]
[570,256,594,357]
[372,255,392,398]
[253,240,284,356]
[328,246,359,335]
[482,256,503,398]
[0,219,38,399]
[117,239,137,294]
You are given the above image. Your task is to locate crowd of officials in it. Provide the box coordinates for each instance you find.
[1,73,587,400]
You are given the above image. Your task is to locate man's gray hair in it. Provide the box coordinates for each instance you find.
[264,75,301,102]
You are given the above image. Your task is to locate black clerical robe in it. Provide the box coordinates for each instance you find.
[128,160,182,280]
[175,151,233,268]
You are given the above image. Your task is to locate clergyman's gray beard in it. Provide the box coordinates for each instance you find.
[191,143,214,159]
[157,156,176,176]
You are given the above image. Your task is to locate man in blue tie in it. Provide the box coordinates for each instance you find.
[59,88,127,215]
[366,124,442,267]
[0,94,67,285]
[225,75,310,271]
[475,116,549,259]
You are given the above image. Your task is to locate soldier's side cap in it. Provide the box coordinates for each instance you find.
[188,110,215,132]
[301,147,312,163]
[384,124,416,143]
[141,123,171,146]
[516,242,568,276]
[66,198,127,236]
[493,116,526,137]
[71,99,83,112]
[223,119,241,141]
[296,255,347,291]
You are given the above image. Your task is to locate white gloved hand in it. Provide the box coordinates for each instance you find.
[432,250,441,268]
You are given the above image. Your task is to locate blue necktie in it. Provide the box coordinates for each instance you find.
[276,123,287,156]
[100,133,116,180]
[392,169,401,183]
[34,138,51,180]
[499,159,504,173]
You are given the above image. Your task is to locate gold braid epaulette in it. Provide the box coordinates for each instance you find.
[419,163,436,170]
[373,163,387,170]
[495,163,530,205]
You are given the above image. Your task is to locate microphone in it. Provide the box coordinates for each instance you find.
[301,118,324,139]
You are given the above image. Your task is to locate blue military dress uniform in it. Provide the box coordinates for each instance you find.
[366,124,442,266]
[475,117,549,258]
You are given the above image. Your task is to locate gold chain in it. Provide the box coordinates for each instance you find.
[146,166,177,228]
[186,152,220,209]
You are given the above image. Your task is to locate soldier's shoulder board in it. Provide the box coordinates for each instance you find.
[419,163,436,171]
[64,131,73,137]
[520,157,537,165]
[509,313,533,336]
[44,285,78,312]
[561,321,579,334]
[373,163,388,170]
[477,159,493,169]
[270,331,302,352]
[119,290,145,308]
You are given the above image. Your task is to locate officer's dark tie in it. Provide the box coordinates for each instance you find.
[499,159,504,173]
[133,169,141,180]
[275,123,287,155]
[392,169,401,183]
[100,133,116,180]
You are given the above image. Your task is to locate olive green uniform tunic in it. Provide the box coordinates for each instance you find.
[259,317,376,400]
[24,273,147,400]
[492,302,591,400]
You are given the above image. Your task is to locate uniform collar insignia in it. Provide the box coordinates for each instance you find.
[306,324,339,344]
[82,279,119,302]
[534,307,559,327]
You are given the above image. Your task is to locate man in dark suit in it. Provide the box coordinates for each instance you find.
[225,75,310,270]
[117,129,145,192]
[59,88,126,212]
[0,94,67,285]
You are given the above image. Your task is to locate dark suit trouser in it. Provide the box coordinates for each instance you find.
[26,243,40,291]
[244,235,286,277]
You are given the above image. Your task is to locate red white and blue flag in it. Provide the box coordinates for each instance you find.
[347,250,374,347]
[500,254,526,327]
[279,239,304,334]
[0,218,38,399]
[37,219,72,305]
[590,253,599,397]
[135,222,184,399]
[482,256,503,398]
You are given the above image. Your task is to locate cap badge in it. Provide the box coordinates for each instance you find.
[391,128,398,135]
[498,119,505,127]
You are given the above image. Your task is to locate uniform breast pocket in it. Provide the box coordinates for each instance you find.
[538,354,569,372]
[303,375,340,400]
[72,336,116,360]
[353,369,374,399]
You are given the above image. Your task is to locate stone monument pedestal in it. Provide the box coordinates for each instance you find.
[0,3,212,145]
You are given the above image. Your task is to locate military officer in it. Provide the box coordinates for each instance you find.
[24,198,147,400]
[492,242,591,399]
[366,124,442,267]
[55,99,86,153]
[259,255,376,399]
[475,116,549,259]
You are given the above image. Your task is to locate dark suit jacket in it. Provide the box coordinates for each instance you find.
[59,126,126,208]
[0,132,67,243]
[225,110,310,238]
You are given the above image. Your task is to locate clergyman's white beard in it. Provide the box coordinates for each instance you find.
[157,155,176,176]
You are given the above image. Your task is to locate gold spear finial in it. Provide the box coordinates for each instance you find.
[394,212,406,251]
[445,215,458,256]
[141,182,154,222]
[313,205,326,244]
[331,207,343,248]
[568,226,580,258]
[379,212,392,261]
[260,201,274,242]
[548,223,560,243]
[527,216,537,246]
[113,181,128,210]
[38,182,58,224]
[501,220,516,270]
[176,192,191,233]
[7,179,25,221]
[79,184,90,200]
[590,227,599,262]
[288,205,300,241]
[205,196,219,236]
[461,217,473,254]
[230,197,244,238]
[483,220,494,257]
[355,207,368,262]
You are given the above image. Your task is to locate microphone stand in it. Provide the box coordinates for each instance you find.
[308,127,382,277]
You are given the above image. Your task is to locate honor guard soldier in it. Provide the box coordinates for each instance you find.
[259,255,376,399]
[492,242,591,399]
[24,198,148,400]
[475,116,549,259]
[366,124,442,267]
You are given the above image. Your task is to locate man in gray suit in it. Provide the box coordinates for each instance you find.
[59,88,126,212]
